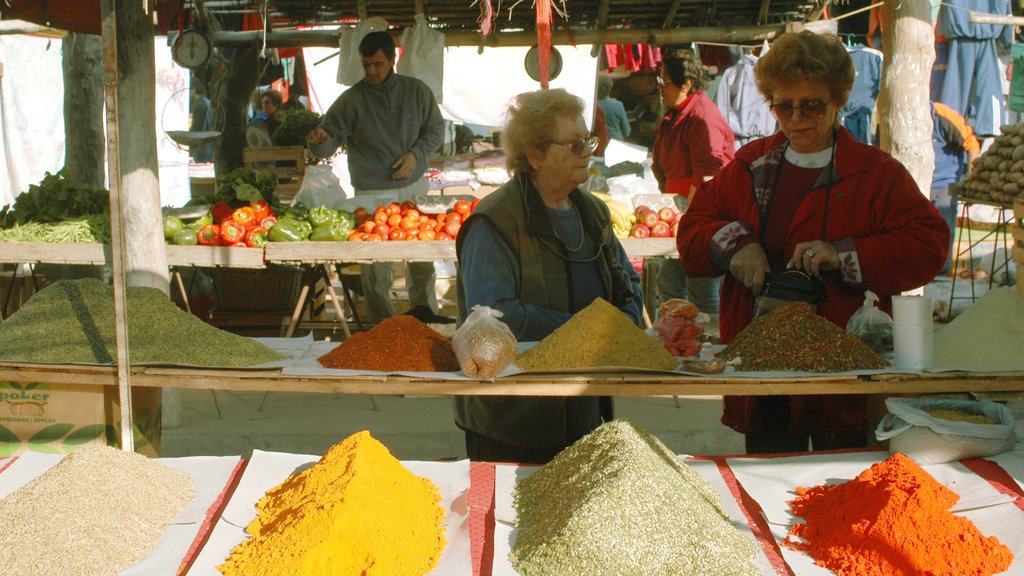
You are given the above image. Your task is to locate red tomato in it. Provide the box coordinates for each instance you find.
[386,202,402,216]
[400,216,419,231]
[354,207,370,224]
[403,208,421,220]
[373,208,388,224]
[444,220,461,237]
[388,227,407,241]
[349,232,366,242]
[400,200,417,212]
[419,228,436,241]
[375,223,391,237]
[405,229,419,240]
[359,221,377,234]
[436,232,453,241]
[446,212,463,225]
[454,200,472,216]
[387,212,402,227]
[365,233,383,242]
[471,198,481,211]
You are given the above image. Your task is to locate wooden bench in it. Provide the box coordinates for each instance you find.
[242,146,307,202]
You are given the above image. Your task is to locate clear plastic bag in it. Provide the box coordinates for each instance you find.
[875,397,1016,464]
[452,305,518,381]
[846,290,894,354]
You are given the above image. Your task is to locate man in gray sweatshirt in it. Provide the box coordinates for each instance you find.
[307,31,445,321]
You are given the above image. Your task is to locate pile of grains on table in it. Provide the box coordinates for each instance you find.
[511,419,760,576]
[515,298,678,372]
[785,452,1013,576]
[219,430,446,576]
[0,445,194,576]
[0,278,284,366]
[720,301,889,372]
[317,315,459,372]
[933,286,1024,372]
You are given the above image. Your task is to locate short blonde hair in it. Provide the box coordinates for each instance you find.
[502,88,585,174]
[754,31,855,109]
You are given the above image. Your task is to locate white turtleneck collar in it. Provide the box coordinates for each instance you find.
[784,145,833,168]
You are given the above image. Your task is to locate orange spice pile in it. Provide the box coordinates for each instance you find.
[318,315,459,372]
[784,452,1013,576]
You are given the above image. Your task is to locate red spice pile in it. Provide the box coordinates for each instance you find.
[784,452,1014,576]
[318,315,459,372]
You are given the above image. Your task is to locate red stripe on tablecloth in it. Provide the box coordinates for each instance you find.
[713,457,795,576]
[961,457,1024,511]
[0,456,16,474]
[469,461,496,576]
[176,457,250,576]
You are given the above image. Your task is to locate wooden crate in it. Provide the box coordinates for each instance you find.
[243,146,307,201]
[1014,201,1024,298]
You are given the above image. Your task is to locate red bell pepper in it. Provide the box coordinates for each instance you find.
[232,206,258,229]
[260,215,278,230]
[211,201,234,224]
[220,219,247,245]
[197,224,221,246]
[245,226,269,248]
[230,241,249,248]
[251,199,272,222]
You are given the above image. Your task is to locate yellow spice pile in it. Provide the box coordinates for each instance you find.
[218,430,446,576]
[516,298,677,372]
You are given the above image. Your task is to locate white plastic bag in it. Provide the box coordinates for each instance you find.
[875,397,1017,464]
[846,290,894,354]
[337,17,389,86]
[396,14,445,102]
[452,305,517,381]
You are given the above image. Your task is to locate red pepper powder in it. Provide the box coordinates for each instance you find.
[318,315,459,372]
[784,452,1014,576]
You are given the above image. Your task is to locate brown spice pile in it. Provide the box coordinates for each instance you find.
[516,298,677,372]
[721,302,889,372]
[318,315,459,372]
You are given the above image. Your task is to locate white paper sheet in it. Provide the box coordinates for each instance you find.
[986,451,1024,493]
[186,450,471,575]
[0,451,240,576]
[727,451,1024,576]
[491,459,778,576]
[281,340,479,379]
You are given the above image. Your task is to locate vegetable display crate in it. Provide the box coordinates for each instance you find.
[1014,200,1024,298]
[242,146,306,202]
[209,265,304,334]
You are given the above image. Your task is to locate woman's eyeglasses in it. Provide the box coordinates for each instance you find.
[770,99,831,119]
[551,136,599,156]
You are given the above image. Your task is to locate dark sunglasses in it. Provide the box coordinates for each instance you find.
[551,136,599,156]
[770,99,831,119]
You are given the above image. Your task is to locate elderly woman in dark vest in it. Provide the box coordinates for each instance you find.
[454,88,644,464]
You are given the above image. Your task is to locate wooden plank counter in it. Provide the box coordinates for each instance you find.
[0,243,266,268]
[1,362,1022,396]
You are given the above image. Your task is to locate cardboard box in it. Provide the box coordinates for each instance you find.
[0,382,161,458]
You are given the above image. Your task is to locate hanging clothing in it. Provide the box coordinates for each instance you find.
[840,44,883,145]
[714,53,777,149]
[935,0,1013,137]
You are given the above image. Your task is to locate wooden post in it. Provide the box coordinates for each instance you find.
[876,0,936,197]
[101,0,134,453]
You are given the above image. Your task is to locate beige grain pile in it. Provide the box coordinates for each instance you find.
[515,298,677,372]
[933,286,1024,371]
[511,419,760,576]
[0,445,194,575]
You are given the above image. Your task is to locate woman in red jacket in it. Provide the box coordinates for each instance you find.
[676,31,949,454]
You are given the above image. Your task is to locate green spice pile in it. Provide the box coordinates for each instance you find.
[0,445,194,576]
[721,302,889,372]
[511,420,760,576]
[516,298,677,372]
[0,278,285,366]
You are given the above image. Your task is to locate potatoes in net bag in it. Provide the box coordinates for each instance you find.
[452,305,517,380]
[846,290,894,354]
[875,397,1016,464]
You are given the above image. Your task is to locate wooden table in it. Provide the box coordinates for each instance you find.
[1,362,1022,397]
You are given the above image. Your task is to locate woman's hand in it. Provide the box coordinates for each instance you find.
[729,243,770,295]
[788,241,840,277]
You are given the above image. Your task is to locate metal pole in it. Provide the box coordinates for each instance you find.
[101,0,135,453]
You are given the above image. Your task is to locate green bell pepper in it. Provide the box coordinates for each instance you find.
[284,203,309,221]
[309,221,350,242]
[163,215,184,239]
[172,227,199,246]
[337,210,357,231]
[307,205,339,227]
[268,216,312,242]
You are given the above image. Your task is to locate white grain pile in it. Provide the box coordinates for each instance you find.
[0,445,194,575]
[933,286,1024,371]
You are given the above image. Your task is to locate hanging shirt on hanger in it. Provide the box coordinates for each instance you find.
[935,0,1013,137]
[841,44,883,145]
[714,53,777,149]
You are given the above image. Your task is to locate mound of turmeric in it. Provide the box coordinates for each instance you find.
[218,431,446,576]
[784,452,1013,576]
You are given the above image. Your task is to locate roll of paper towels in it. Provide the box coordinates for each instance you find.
[892,295,934,370]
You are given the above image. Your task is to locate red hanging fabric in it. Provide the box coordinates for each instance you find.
[536,0,553,89]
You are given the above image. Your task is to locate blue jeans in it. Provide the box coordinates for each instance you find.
[932,186,957,275]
